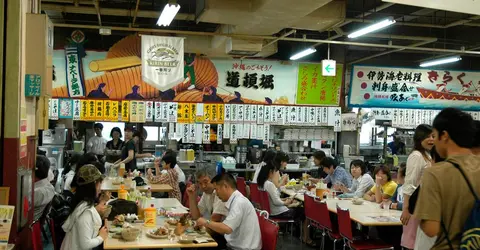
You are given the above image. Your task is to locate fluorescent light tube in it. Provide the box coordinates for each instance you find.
[348,18,396,38]
[290,48,316,60]
[419,56,462,67]
[157,3,181,26]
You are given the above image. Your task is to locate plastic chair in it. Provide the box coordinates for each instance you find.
[31,221,44,250]
[250,183,261,208]
[257,210,280,250]
[236,177,247,197]
[336,206,394,250]
[310,196,342,250]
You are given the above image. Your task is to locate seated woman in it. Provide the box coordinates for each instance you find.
[338,160,374,198]
[363,165,398,203]
[147,154,181,201]
[257,162,314,245]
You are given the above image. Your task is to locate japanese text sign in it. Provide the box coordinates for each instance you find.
[25,74,42,97]
[349,65,480,110]
[296,63,342,105]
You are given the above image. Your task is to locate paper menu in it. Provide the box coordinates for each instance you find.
[217,124,223,144]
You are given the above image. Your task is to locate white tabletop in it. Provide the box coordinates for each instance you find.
[281,188,402,226]
[104,217,217,249]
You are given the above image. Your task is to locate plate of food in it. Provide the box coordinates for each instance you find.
[166,217,179,226]
[146,227,169,239]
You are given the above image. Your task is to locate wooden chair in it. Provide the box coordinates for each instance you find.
[336,206,393,250]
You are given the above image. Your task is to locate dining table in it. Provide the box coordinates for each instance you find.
[103,218,218,249]
[101,177,173,193]
[281,187,402,226]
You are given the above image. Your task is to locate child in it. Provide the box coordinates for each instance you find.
[384,164,406,210]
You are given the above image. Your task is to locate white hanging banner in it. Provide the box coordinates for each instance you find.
[202,124,211,144]
[276,106,285,125]
[251,105,258,122]
[145,101,154,122]
[237,104,244,122]
[296,106,302,124]
[230,124,239,143]
[217,124,223,144]
[244,105,252,122]
[195,124,203,144]
[50,98,59,120]
[168,122,175,138]
[250,124,257,139]
[321,107,329,126]
[392,109,399,127]
[404,109,411,128]
[154,102,162,122]
[223,123,230,139]
[271,106,278,124]
[302,107,309,125]
[398,109,405,126]
[307,107,316,125]
[332,107,341,132]
[224,104,231,121]
[264,106,271,124]
[257,105,264,124]
[189,124,196,144]
[181,124,189,143]
[167,102,178,122]
[288,106,297,124]
[257,125,265,140]
[243,123,251,139]
[415,109,422,125]
[73,99,81,120]
[141,35,184,91]
[315,107,322,125]
[231,104,238,121]
[341,113,357,131]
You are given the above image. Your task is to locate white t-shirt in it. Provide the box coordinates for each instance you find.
[86,136,107,155]
[261,180,289,216]
[174,165,186,183]
[63,170,75,191]
[223,190,262,250]
[197,191,228,220]
[34,178,55,220]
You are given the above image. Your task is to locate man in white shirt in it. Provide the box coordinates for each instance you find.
[187,168,228,249]
[86,123,107,161]
[196,173,262,250]
[34,155,55,221]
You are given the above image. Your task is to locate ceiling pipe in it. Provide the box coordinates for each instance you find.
[52,23,480,56]
[92,0,102,26]
[348,38,437,64]
[41,4,194,21]
[131,0,140,27]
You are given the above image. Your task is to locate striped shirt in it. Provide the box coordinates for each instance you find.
[148,168,181,202]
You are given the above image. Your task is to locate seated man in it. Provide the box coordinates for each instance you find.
[187,168,228,249]
[196,173,261,250]
[34,155,56,221]
[321,157,352,189]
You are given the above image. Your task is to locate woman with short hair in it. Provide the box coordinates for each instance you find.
[338,160,374,198]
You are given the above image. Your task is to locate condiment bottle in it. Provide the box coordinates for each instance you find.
[136,200,144,220]
[146,187,152,198]
[118,185,128,200]
[144,204,156,227]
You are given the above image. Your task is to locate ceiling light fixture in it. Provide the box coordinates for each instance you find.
[347,18,396,39]
[419,56,462,67]
[157,3,181,26]
[290,48,316,60]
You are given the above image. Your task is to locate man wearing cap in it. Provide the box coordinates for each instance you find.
[61,165,107,250]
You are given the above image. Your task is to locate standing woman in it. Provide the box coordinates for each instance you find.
[114,126,137,173]
[61,165,107,250]
[400,124,434,250]
[105,127,124,163]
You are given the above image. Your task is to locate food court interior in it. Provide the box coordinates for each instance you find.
[1,0,480,249]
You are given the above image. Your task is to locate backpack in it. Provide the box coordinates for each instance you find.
[442,161,480,250]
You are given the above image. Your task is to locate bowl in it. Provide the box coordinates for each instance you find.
[121,227,141,241]
[352,199,364,205]
[112,177,124,185]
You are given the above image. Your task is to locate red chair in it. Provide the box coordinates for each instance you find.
[312,197,343,250]
[258,190,295,236]
[236,177,247,197]
[257,211,280,250]
[31,221,44,250]
[250,183,261,208]
[48,218,57,250]
[336,206,394,250]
